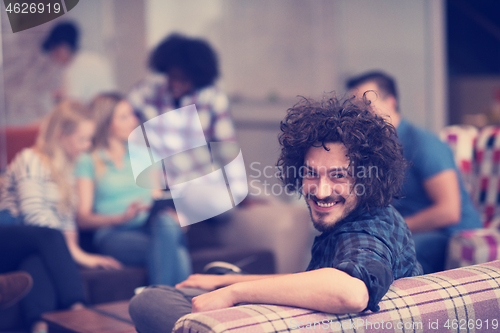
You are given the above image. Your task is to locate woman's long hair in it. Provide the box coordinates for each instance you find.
[34,100,92,213]
[89,92,123,177]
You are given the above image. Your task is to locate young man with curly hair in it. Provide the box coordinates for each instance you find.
[128,96,423,333]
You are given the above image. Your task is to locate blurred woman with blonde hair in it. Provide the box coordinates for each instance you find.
[0,100,120,333]
[75,93,191,286]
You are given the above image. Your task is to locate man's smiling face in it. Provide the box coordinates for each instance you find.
[302,142,359,232]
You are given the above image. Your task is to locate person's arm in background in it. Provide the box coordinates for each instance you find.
[76,177,148,230]
[63,230,122,269]
[404,169,461,232]
[75,153,148,230]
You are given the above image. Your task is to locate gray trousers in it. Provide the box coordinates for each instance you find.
[129,285,207,333]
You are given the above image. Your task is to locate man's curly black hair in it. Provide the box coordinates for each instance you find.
[277,95,406,211]
[149,34,219,89]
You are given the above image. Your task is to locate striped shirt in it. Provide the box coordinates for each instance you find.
[307,205,423,312]
[0,148,75,231]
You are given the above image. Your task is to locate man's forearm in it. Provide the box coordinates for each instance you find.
[222,274,284,286]
[405,203,460,233]
[192,268,368,314]
[176,273,284,290]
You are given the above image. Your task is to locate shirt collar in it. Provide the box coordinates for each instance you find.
[396,118,410,136]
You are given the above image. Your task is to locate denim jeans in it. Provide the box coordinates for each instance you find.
[95,212,192,285]
[0,209,19,225]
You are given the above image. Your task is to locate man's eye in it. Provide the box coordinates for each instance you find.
[305,170,316,177]
[331,173,346,179]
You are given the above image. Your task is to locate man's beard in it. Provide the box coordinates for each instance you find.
[306,195,358,233]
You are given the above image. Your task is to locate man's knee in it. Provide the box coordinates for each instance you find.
[128,290,148,322]
[129,289,161,333]
[129,286,192,333]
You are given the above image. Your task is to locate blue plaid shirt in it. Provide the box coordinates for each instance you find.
[306,205,422,312]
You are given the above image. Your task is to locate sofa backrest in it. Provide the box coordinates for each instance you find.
[173,260,500,333]
[0,125,39,169]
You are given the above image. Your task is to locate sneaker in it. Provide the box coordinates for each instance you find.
[0,271,33,309]
[203,261,243,275]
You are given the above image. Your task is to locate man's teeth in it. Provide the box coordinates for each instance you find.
[316,201,337,208]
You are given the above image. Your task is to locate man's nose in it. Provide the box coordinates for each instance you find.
[316,177,333,199]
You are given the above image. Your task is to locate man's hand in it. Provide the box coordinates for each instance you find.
[191,286,237,313]
[176,274,230,291]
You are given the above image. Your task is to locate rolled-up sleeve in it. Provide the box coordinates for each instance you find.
[332,232,394,312]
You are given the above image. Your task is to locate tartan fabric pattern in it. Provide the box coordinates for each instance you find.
[441,125,500,269]
[470,126,500,227]
[439,125,478,194]
[173,260,500,333]
[446,228,500,269]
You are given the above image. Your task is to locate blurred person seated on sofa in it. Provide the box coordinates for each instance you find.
[41,21,116,105]
[75,93,191,286]
[127,33,253,217]
[0,102,120,332]
[128,95,423,333]
[347,71,482,274]
[127,34,239,176]
[128,33,233,128]
[0,100,122,268]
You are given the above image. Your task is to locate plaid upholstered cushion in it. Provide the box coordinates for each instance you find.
[447,226,500,269]
[439,125,478,195]
[441,125,500,269]
[173,260,500,333]
[472,126,500,227]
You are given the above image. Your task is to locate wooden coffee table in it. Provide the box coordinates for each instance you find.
[42,300,136,333]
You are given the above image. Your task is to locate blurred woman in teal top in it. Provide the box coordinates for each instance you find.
[75,93,191,285]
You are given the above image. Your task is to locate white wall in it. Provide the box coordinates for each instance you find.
[145,0,446,132]
[141,0,447,202]
[0,0,446,130]
[67,0,147,93]
[333,0,446,132]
